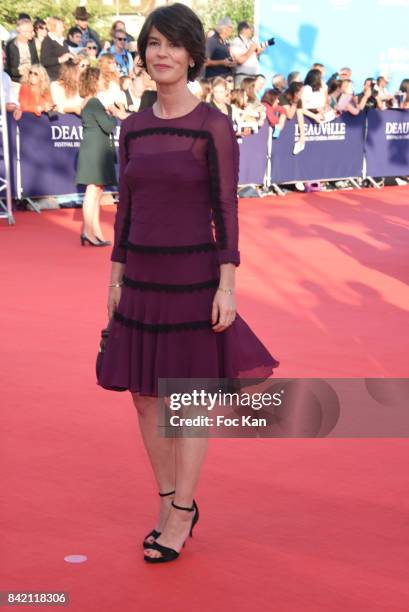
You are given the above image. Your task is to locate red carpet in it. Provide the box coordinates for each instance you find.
[1,187,409,611]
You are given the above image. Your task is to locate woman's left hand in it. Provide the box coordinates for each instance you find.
[211,290,236,332]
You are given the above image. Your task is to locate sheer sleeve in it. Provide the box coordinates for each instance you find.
[111,117,131,263]
[205,110,240,266]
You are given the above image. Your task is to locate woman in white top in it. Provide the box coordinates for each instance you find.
[96,53,125,109]
[302,68,328,121]
[239,76,266,127]
[50,61,83,114]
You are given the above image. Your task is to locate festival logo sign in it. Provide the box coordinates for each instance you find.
[385,121,409,140]
[49,123,121,148]
[295,121,347,142]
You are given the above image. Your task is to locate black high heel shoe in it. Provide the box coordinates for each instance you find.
[143,499,199,563]
[95,236,112,246]
[142,489,175,549]
[80,233,107,247]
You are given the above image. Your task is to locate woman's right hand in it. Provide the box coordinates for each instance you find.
[107,286,121,320]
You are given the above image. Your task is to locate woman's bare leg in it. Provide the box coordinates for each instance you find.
[144,435,208,559]
[82,184,98,239]
[91,185,105,240]
[132,394,176,543]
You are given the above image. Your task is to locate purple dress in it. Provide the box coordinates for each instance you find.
[97,101,279,396]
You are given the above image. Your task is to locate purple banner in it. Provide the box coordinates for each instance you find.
[270,114,365,183]
[238,120,269,185]
[17,113,120,197]
[6,109,409,197]
[365,109,409,177]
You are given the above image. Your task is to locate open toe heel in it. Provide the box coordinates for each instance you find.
[142,489,175,549]
[144,499,199,563]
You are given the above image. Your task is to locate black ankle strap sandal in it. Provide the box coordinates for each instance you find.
[142,490,175,549]
[144,499,199,563]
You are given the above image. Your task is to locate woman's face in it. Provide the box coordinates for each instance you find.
[108,60,117,73]
[28,67,40,87]
[145,26,192,85]
[294,87,303,102]
[254,76,265,92]
[86,42,98,57]
[225,76,234,91]
[36,24,47,41]
[213,84,227,104]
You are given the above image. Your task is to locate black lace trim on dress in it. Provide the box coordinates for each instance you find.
[126,240,217,254]
[123,276,219,292]
[113,310,212,333]
[118,197,131,250]
[123,126,227,251]
[124,127,210,150]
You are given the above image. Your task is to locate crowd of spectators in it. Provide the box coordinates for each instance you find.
[1,9,409,138]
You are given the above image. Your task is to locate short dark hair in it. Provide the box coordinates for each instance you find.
[137,2,206,82]
[304,68,322,91]
[68,26,82,38]
[33,18,46,33]
[237,21,251,34]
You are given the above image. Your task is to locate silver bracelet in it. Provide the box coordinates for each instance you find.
[109,282,123,288]
[217,287,234,295]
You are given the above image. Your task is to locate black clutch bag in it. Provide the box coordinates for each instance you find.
[96,319,127,392]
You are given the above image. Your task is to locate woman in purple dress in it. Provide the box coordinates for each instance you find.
[97,3,279,563]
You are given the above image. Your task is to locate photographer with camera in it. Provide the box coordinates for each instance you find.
[230,21,274,87]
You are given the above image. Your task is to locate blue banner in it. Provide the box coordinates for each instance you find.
[270,114,365,183]
[365,109,409,177]
[256,0,409,94]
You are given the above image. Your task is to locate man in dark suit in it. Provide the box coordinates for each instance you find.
[73,6,102,54]
[5,18,39,83]
[40,17,73,81]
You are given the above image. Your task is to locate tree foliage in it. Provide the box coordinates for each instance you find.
[0,0,255,41]
[0,0,111,30]
[192,0,254,34]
